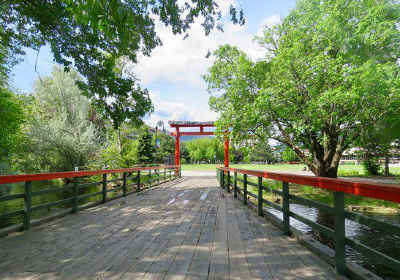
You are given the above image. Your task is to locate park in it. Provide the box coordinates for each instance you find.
[0,0,399,279]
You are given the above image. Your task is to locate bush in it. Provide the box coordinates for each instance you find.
[337,170,359,176]
[362,157,381,175]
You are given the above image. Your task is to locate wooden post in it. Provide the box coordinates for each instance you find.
[23,181,32,230]
[122,172,127,197]
[282,181,290,235]
[227,171,231,193]
[234,172,238,198]
[221,170,225,189]
[257,177,263,216]
[72,177,78,213]
[243,174,248,205]
[137,171,141,192]
[334,191,346,275]
[149,169,152,187]
[102,174,107,203]
[164,168,167,182]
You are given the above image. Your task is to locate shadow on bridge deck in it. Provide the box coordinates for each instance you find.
[0,177,346,280]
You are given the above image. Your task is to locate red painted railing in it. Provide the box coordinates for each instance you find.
[218,166,400,203]
[0,165,180,184]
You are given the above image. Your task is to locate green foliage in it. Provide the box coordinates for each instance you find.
[186,138,224,163]
[204,0,399,178]
[337,170,359,176]
[0,86,24,161]
[362,156,382,176]
[101,124,139,169]
[17,66,103,172]
[249,142,277,163]
[1,1,244,127]
[282,147,299,163]
[137,127,155,164]
[155,133,175,163]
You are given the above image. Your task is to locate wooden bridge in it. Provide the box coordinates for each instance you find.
[0,166,399,279]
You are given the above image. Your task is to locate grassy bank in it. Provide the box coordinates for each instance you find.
[182,163,400,175]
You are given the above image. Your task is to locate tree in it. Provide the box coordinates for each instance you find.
[204,0,399,178]
[249,142,278,163]
[1,1,244,128]
[17,66,103,172]
[137,127,155,164]
[101,123,140,169]
[155,133,175,163]
[0,87,24,162]
[282,147,299,163]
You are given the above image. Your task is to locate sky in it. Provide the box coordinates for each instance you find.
[11,0,296,130]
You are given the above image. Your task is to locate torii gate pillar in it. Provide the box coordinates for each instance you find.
[175,127,180,167]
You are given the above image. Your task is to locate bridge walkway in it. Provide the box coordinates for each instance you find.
[0,177,346,280]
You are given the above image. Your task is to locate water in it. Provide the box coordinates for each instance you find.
[266,203,400,280]
[0,179,122,229]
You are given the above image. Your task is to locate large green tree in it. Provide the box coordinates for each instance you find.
[18,66,103,172]
[1,0,243,127]
[204,0,399,178]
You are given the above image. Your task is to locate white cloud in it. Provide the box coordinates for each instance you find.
[134,14,280,87]
[144,91,218,129]
[136,13,281,127]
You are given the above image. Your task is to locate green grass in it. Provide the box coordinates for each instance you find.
[182,163,400,176]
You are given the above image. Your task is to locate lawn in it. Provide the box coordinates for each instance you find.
[181,163,400,175]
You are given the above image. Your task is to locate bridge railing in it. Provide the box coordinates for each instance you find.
[217,166,399,276]
[0,165,181,233]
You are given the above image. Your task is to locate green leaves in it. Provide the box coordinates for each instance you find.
[204,0,399,177]
[1,0,245,128]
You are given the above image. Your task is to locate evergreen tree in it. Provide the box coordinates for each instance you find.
[137,128,155,164]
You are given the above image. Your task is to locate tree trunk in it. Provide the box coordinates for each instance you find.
[384,153,390,176]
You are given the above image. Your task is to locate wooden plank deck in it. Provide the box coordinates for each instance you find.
[0,177,347,280]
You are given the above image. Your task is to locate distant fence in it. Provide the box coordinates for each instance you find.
[217,166,400,276]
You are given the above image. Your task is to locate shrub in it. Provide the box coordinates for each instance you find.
[362,157,381,175]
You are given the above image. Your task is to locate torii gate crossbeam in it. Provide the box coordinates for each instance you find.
[169,121,229,168]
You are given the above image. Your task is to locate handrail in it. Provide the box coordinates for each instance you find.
[216,166,400,278]
[0,165,180,184]
[0,165,181,235]
[218,166,400,203]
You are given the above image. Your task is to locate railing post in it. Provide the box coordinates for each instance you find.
[334,191,346,275]
[257,177,263,216]
[221,170,225,189]
[122,172,127,197]
[149,169,152,187]
[227,171,231,193]
[234,172,237,198]
[179,166,181,178]
[169,168,172,180]
[102,174,107,203]
[282,181,290,235]
[72,177,78,213]
[23,181,32,230]
[137,171,141,192]
[243,174,248,205]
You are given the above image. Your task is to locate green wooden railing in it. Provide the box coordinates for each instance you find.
[0,165,181,232]
[217,167,400,277]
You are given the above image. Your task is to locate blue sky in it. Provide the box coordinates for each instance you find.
[11,0,296,129]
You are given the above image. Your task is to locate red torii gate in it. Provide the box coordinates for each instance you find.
[169,121,230,167]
